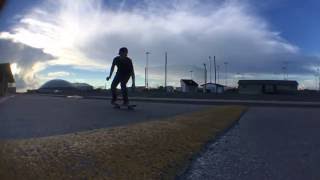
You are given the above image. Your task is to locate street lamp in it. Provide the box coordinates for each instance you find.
[203,63,207,93]
[190,70,193,80]
[217,65,220,84]
[145,52,150,89]
[224,62,228,86]
[209,56,212,83]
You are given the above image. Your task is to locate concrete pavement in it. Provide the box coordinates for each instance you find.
[182,107,320,180]
[0,94,208,139]
[39,94,320,108]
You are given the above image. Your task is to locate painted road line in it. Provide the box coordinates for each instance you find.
[0,95,15,104]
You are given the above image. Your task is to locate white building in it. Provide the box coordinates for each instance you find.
[201,83,225,94]
[180,79,198,93]
[165,86,174,93]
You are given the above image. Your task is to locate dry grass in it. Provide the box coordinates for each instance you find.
[0,106,246,180]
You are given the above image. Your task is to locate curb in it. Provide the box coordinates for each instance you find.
[176,107,249,180]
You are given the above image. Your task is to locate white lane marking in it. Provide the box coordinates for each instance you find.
[67,95,83,99]
[0,95,16,104]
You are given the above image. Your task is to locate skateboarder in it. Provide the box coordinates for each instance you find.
[106,47,135,106]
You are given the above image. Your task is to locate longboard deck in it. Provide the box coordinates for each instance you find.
[113,104,137,110]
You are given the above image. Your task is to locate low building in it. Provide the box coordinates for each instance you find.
[180,79,198,93]
[0,63,15,96]
[165,86,174,93]
[134,86,147,92]
[201,83,225,94]
[175,87,182,92]
[238,80,298,94]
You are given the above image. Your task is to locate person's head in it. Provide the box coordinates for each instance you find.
[119,47,128,57]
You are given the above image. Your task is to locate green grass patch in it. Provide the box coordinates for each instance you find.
[0,106,246,180]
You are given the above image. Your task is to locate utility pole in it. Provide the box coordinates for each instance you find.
[203,63,207,93]
[145,52,150,89]
[209,56,212,83]
[165,52,168,92]
[190,70,193,80]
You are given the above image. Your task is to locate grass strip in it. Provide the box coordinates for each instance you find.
[0,106,246,180]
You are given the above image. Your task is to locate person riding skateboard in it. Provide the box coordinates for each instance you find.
[106,47,135,106]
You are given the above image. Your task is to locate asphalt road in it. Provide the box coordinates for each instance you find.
[0,95,208,139]
[182,107,320,180]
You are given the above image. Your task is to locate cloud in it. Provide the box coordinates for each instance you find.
[0,0,319,90]
[47,71,71,78]
[0,39,54,90]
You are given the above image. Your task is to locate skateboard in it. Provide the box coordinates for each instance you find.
[113,103,137,110]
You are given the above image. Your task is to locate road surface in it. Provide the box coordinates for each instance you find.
[182,107,320,180]
[0,95,208,139]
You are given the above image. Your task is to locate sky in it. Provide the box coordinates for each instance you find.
[0,0,320,91]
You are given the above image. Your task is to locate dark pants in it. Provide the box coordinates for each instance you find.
[111,74,130,104]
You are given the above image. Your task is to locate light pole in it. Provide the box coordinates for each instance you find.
[209,56,212,83]
[214,56,217,84]
[217,65,220,84]
[224,62,228,86]
[190,70,193,80]
[282,66,287,80]
[165,52,168,91]
[282,61,289,80]
[203,63,207,93]
[145,52,150,89]
[316,68,320,92]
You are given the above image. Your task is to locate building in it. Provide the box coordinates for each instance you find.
[39,79,95,93]
[238,80,298,94]
[0,63,15,96]
[165,86,174,93]
[201,83,225,93]
[134,86,147,92]
[38,79,77,93]
[180,79,198,93]
[73,83,94,91]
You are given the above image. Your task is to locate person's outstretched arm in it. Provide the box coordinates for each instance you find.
[106,59,116,81]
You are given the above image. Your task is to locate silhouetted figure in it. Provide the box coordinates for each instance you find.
[107,47,135,105]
